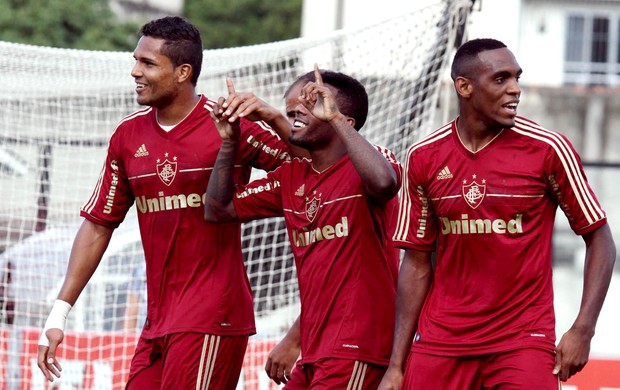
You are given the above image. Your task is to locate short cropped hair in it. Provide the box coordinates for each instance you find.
[285,70,369,131]
[450,38,507,81]
[140,16,203,86]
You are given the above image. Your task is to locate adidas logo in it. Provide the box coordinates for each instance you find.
[134,144,149,157]
[294,184,305,197]
[436,166,453,180]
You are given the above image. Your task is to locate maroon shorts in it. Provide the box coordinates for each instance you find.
[402,348,560,389]
[126,333,249,390]
[284,358,387,390]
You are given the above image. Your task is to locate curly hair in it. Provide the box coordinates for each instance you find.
[285,69,369,131]
[140,16,203,85]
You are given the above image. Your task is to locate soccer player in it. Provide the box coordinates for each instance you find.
[378,38,616,390]
[205,65,402,388]
[37,16,290,389]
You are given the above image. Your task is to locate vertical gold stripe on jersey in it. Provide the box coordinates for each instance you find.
[83,107,152,213]
[82,164,106,214]
[394,146,415,242]
[394,125,452,243]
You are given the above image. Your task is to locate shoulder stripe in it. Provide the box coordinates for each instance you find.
[117,107,151,126]
[81,164,106,214]
[82,108,152,214]
[408,122,452,153]
[203,98,216,112]
[202,98,280,138]
[375,144,400,165]
[254,119,279,137]
[110,107,152,136]
[394,123,453,241]
[512,118,604,224]
[393,145,416,241]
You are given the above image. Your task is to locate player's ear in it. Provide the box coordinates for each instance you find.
[454,76,473,99]
[345,116,356,129]
[175,64,193,84]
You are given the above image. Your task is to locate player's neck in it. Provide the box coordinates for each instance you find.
[309,144,347,173]
[455,116,504,153]
[156,93,201,127]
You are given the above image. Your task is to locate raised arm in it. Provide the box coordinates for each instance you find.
[37,219,114,382]
[219,78,309,158]
[299,65,399,201]
[553,223,615,381]
[204,87,242,223]
[378,249,433,390]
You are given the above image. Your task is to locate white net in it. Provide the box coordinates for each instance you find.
[0,1,473,388]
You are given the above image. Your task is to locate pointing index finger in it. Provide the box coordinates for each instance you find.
[313,64,323,86]
[226,77,236,95]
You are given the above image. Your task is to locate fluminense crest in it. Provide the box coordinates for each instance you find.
[156,152,177,186]
[305,191,321,222]
[462,174,486,209]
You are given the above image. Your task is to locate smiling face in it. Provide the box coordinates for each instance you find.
[131,36,179,108]
[464,47,522,130]
[284,81,339,150]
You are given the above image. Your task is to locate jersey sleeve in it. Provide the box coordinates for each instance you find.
[373,144,403,193]
[237,119,290,171]
[392,148,437,251]
[233,165,285,223]
[80,129,135,228]
[544,132,607,235]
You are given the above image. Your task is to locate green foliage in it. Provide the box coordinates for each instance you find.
[0,0,139,51]
[0,0,302,51]
[184,0,302,49]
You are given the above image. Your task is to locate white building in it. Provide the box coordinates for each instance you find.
[302,0,620,87]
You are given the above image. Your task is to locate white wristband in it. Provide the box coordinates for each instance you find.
[38,300,72,347]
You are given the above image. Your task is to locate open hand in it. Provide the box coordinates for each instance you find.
[37,328,64,382]
[298,64,341,122]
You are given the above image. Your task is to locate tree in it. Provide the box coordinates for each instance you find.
[184,0,302,49]
[0,0,139,51]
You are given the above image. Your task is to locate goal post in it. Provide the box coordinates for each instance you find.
[0,1,474,388]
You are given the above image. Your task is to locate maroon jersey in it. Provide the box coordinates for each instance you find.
[394,116,607,356]
[233,147,402,365]
[81,95,289,338]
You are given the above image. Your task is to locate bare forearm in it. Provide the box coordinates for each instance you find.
[204,139,239,222]
[57,220,113,304]
[387,250,433,371]
[573,224,616,334]
[284,316,301,345]
[330,114,399,199]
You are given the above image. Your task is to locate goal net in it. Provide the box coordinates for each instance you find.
[0,0,473,388]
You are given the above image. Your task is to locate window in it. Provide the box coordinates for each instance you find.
[565,13,620,85]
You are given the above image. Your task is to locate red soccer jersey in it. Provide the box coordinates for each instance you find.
[81,95,289,338]
[393,116,607,356]
[233,147,402,366]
